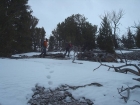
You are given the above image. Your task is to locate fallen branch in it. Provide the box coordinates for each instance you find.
[59,82,103,91]
[133,78,140,82]
[119,85,140,92]
[115,68,140,76]
[117,84,140,103]
[117,85,130,103]
[134,100,140,104]
[93,64,102,71]
[93,63,140,76]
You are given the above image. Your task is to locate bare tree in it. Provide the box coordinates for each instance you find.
[110,9,125,48]
[131,21,140,30]
[111,9,125,35]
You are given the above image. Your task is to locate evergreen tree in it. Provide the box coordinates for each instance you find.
[30,16,39,51]
[0,0,34,56]
[121,35,127,48]
[136,28,140,48]
[48,36,55,51]
[97,16,114,53]
[126,28,135,49]
[32,27,46,51]
[82,23,97,51]
[121,28,135,49]
[51,14,97,51]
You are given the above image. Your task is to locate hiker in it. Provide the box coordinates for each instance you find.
[40,38,48,57]
[64,41,72,57]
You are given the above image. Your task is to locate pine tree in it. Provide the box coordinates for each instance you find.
[136,28,140,48]
[121,35,127,48]
[126,28,135,49]
[32,27,46,51]
[0,0,38,56]
[48,36,55,51]
[0,0,40,56]
[97,16,114,53]
[51,14,97,51]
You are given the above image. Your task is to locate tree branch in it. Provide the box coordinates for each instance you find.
[134,100,140,104]
[93,62,140,76]
[133,78,140,82]
[117,85,130,103]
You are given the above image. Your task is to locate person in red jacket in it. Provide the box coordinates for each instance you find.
[40,38,48,57]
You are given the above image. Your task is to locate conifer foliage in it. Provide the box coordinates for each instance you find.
[97,15,114,53]
[121,28,135,49]
[136,28,140,48]
[50,14,97,51]
[0,0,45,57]
[126,28,135,49]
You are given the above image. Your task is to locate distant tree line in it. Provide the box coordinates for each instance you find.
[49,11,140,53]
[0,0,46,57]
[49,14,97,52]
[1,1,140,57]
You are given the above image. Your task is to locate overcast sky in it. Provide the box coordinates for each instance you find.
[28,0,140,38]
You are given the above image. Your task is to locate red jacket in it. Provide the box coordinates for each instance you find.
[43,41,48,48]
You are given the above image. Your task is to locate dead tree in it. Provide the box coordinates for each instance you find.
[110,9,125,36]
[93,50,140,104]
[131,21,140,30]
[100,9,124,48]
[94,63,140,76]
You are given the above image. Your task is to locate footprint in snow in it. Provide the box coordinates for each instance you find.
[48,81,53,85]
[49,71,54,73]
[46,67,50,69]
[46,75,51,79]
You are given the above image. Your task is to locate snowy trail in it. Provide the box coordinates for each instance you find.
[0,57,140,105]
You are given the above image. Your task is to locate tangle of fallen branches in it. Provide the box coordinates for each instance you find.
[118,85,140,92]
[93,49,140,76]
[93,63,140,76]
[117,86,130,103]
[28,83,101,105]
[117,78,140,103]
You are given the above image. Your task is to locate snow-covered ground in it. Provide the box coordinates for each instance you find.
[115,48,140,54]
[0,50,140,105]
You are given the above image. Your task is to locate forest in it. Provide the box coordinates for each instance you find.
[0,1,140,105]
[0,0,140,57]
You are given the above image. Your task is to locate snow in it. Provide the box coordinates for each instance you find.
[0,51,140,105]
[115,49,140,54]
[115,50,134,54]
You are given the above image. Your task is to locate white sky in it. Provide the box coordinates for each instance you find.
[28,0,140,38]
[0,51,140,105]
